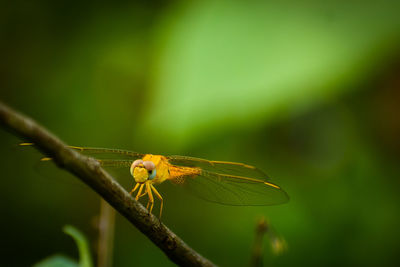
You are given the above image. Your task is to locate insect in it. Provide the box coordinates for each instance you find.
[20,143,289,218]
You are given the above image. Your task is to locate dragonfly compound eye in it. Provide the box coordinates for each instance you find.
[130,159,143,176]
[143,161,156,180]
[132,159,144,168]
[143,161,155,170]
[148,169,157,180]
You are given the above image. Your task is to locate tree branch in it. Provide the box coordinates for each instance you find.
[0,101,216,267]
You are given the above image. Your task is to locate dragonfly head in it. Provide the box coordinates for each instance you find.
[130,159,157,183]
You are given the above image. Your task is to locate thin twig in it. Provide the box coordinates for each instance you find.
[0,101,216,267]
[250,217,268,267]
[97,199,116,267]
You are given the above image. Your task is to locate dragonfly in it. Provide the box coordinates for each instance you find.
[20,143,289,218]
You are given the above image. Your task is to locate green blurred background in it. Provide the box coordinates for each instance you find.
[1,1,400,266]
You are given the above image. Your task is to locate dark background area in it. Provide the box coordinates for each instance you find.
[1,1,400,266]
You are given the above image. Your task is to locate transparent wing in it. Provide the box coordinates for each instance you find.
[167,155,289,205]
[63,146,143,168]
[20,143,144,167]
[167,155,270,180]
[64,146,144,160]
[96,159,134,168]
[179,170,289,206]
[20,143,138,186]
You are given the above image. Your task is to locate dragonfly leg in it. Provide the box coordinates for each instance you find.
[139,191,148,199]
[135,184,145,201]
[145,185,151,210]
[150,184,163,219]
[129,183,140,195]
[146,183,154,214]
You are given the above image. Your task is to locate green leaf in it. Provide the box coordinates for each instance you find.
[141,0,400,148]
[32,225,93,267]
[63,225,93,267]
[33,255,78,267]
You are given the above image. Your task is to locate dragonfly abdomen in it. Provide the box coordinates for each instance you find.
[168,165,201,184]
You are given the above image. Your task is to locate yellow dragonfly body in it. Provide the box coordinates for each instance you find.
[21,143,289,217]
